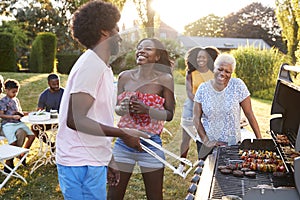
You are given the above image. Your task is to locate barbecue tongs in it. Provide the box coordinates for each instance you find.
[140,137,199,178]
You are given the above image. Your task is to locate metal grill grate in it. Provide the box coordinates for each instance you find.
[210,146,295,199]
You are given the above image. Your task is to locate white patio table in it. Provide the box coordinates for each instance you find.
[21,116,58,174]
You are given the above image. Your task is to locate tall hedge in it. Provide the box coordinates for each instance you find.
[29,32,57,73]
[56,53,80,74]
[231,45,290,100]
[0,32,17,72]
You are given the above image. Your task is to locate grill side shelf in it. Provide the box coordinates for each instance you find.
[194,147,218,200]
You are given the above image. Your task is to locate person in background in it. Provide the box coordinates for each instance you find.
[177,46,220,174]
[107,38,175,200]
[31,74,64,143]
[0,75,26,152]
[0,79,35,172]
[193,53,262,150]
[37,73,64,112]
[55,1,148,199]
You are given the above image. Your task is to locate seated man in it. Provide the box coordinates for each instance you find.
[31,74,64,145]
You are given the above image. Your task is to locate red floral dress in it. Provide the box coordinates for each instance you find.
[117,91,165,135]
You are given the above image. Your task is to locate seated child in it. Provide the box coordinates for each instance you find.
[0,79,35,172]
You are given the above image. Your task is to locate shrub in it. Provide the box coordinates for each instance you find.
[175,56,186,71]
[0,32,17,72]
[173,70,185,85]
[56,53,81,74]
[29,32,57,73]
[231,45,290,100]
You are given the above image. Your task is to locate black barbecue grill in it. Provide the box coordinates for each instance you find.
[189,64,300,200]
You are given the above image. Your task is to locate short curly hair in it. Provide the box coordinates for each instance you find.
[71,1,121,49]
[4,79,20,90]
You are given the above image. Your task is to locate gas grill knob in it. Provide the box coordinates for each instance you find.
[184,193,194,200]
[191,174,200,184]
[198,159,205,167]
[188,183,197,194]
[194,166,203,175]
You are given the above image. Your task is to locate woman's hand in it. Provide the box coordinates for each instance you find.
[107,166,120,187]
[129,96,149,114]
[115,97,130,116]
[203,140,226,147]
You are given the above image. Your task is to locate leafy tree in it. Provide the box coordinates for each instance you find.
[0,21,29,58]
[224,2,285,52]
[184,14,224,37]
[182,3,285,53]
[1,0,158,51]
[275,0,299,64]
[133,0,157,37]
[0,0,74,53]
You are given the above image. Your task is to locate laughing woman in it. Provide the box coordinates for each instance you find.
[193,53,262,148]
[108,38,175,200]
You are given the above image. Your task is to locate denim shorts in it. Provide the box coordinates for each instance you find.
[57,164,107,200]
[113,132,165,169]
[182,98,194,119]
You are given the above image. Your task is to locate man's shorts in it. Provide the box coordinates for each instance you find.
[57,164,107,200]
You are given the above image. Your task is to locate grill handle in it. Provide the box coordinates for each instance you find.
[269,131,290,174]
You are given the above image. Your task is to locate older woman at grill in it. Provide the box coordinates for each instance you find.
[193,53,262,149]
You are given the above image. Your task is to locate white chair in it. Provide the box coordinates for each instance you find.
[0,144,29,189]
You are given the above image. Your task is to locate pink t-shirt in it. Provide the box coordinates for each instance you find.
[117,91,165,135]
[56,49,115,166]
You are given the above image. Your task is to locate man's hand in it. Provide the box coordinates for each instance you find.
[120,128,150,151]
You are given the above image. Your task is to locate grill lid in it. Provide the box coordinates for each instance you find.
[270,64,300,151]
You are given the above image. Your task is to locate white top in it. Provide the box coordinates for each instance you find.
[56,49,115,166]
[194,78,250,143]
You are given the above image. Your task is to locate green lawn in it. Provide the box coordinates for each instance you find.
[0,72,272,199]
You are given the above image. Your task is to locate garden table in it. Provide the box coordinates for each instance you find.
[21,116,58,174]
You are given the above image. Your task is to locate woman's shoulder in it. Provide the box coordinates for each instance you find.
[229,78,246,85]
[119,69,135,76]
[118,69,137,80]
[231,77,244,82]
[199,80,211,88]
[159,72,173,81]
[229,78,248,92]
[157,73,174,90]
